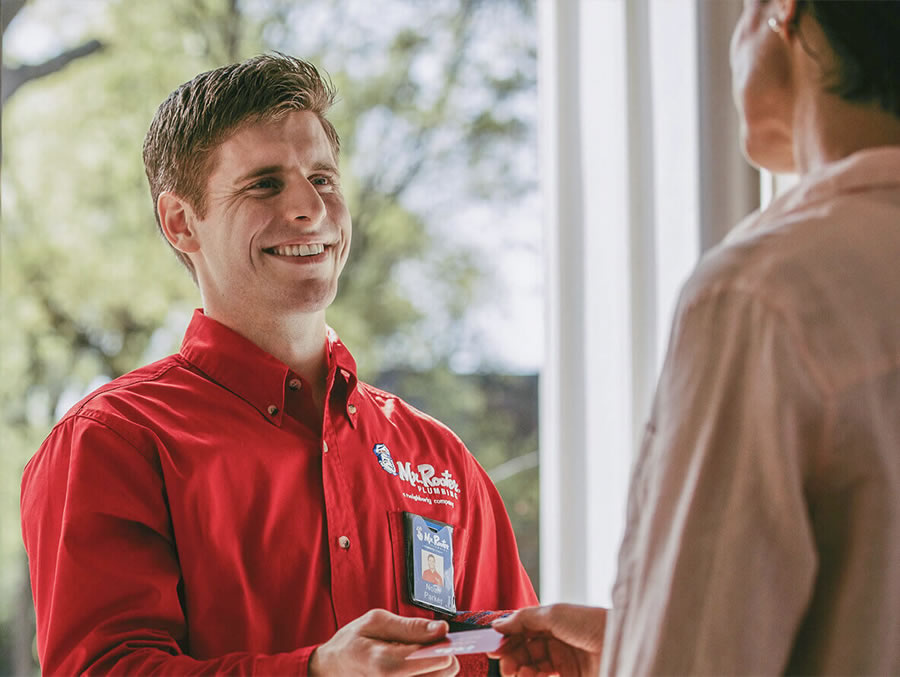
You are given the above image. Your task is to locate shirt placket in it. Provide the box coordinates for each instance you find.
[320,382,368,627]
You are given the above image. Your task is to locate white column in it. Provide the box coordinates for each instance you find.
[538,0,589,604]
[539,0,705,607]
[625,0,659,448]
[579,0,637,607]
[539,0,634,607]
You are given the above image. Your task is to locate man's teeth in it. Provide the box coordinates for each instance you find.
[270,243,326,257]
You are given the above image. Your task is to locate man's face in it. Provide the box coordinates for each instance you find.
[428,556,437,572]
[186,110,351,322]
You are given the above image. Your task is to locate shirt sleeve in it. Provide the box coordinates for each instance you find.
[457,452,539,611]
[21,412,316,676]
[450,443,538,677]
[601,287,824,676]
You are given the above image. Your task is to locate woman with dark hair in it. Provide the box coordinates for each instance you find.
[491,1,900,674]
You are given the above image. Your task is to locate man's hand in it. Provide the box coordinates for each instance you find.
[488,604,607,677]
[309,609,460,676]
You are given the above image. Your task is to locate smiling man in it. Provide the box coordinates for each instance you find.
[20,54,536,676]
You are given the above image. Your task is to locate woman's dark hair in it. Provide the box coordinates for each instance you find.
[797,1,900,117]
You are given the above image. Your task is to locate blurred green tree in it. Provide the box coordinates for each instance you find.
[1,0,538,673]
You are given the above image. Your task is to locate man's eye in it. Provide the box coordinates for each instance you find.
[311,176,332,187]
[249,178,279,190]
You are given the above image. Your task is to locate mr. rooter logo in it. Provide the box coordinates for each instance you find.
[372,443,461,500]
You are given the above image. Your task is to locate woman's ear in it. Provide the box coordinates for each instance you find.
[157,192,201,255]
[774,0,799,37]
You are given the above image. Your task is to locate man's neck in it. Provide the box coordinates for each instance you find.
[204,304,331,411]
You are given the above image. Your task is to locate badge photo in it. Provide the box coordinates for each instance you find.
[404,512,456,615]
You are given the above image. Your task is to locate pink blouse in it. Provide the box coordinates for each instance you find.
[603,147,900,675]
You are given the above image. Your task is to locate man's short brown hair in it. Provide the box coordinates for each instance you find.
[142,53,339,275]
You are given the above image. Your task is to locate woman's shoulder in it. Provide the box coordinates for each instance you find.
[685,190,900,314]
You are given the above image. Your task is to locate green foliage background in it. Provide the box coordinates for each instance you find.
[1,0,539,672]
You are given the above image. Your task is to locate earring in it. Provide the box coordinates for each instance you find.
[767,16,783,34]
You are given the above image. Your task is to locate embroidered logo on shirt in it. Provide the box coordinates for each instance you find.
[373,443,398,476]
[371,442,462,508]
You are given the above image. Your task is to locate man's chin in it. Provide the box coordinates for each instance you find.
[271,285,339,316]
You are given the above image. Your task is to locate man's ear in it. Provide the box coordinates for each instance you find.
[157,192,202,255]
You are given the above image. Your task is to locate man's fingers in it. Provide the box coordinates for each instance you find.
[311,611,456,676]
[364,639,456,677]
[360,609,449,643]
[412,655,460,677]
[402,653,458,677]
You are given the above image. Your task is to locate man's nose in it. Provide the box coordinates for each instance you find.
[286,178,326,225]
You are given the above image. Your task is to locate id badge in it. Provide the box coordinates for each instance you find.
[404,512,456,614]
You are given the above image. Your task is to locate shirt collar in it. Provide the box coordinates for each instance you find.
[735,146,900,238]
[326,325,360,393]
[179,310,359,422]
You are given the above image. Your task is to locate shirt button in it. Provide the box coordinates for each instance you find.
[267,405,279,416]
[338,536,351,550]
[288,378,302,391]
[322,441,329,453]
[348,404,357,415]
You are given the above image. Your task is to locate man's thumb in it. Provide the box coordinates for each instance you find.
[403,617,448,642]
[364,612,448,643]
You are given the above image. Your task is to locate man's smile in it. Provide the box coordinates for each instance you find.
[264,243,328,257]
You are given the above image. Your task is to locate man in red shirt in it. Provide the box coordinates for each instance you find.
[20,54,536,676]
[423,554,445,587]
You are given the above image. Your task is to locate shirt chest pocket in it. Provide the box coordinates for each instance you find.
[386,509,468,619]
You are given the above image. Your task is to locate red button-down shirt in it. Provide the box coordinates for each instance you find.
[21,310,537,675]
